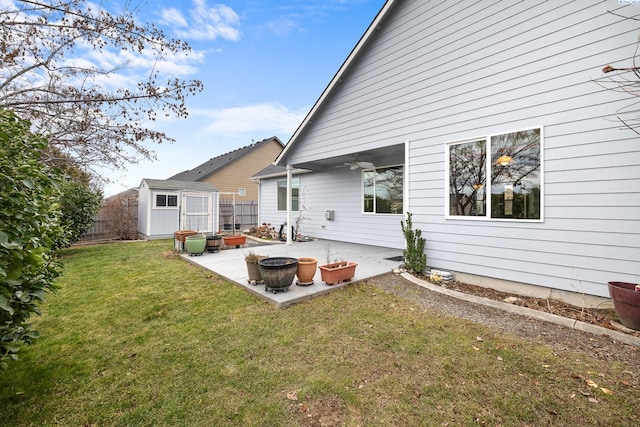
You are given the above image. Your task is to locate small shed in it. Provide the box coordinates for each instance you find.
[138,179,219,240]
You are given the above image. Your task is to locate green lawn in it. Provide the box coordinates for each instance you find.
[1,240,638,426]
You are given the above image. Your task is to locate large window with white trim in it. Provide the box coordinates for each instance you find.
[363,165,404,214]
[277,178,299,211]
[447,127,542,220]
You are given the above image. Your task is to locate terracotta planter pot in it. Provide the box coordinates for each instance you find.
[296,257,318,286]
[319,261,357,285]
[608,281,640,331]
[258,257,298,293]
[174,230,197,252]
[223,235,246,248]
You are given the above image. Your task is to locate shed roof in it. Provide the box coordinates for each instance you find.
[170,136,283,181]
[140,179,219,192]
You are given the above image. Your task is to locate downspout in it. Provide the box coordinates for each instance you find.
[404,140,410,217]
[286,163,293,245]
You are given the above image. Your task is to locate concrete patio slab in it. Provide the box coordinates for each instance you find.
[181,237,404,307]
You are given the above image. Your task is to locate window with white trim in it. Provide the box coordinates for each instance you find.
[447,127,542,220]
[154,193,178,208]
[277,178,299,211]
[363,165,404,214]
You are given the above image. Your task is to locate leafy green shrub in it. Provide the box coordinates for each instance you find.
[401,212,426,274]
[0,110,64,369]
[58,181,101,246]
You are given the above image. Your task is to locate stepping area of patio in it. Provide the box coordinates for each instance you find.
[182,237,404,307]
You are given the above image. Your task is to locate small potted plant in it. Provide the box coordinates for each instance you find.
[318,242,357,285]
[318,260,357,285]
[245,250,267,285]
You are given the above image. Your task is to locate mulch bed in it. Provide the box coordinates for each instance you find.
[431,278,640,337]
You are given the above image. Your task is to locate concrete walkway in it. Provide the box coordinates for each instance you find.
[182,237,404,307]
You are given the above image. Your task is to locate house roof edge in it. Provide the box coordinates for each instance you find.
[273,0,397,167]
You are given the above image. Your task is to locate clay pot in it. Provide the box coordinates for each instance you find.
[223,235,246,248]
[608,281,640,330]
[296,257,318,286]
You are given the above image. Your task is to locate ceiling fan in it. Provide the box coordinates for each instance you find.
[342,159,374,170]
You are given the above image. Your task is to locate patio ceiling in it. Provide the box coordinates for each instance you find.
[288,142,405,171]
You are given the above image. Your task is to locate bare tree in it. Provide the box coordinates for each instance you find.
[102,193,138,240]
[0,0,203,180]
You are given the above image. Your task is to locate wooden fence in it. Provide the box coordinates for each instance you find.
[80,199,138,241]
[80,199,259,241]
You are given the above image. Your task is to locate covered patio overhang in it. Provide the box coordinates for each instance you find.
[281,142,406,173]
[278,142,407,244]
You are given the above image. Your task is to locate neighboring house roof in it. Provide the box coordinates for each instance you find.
[170,136,284,182]
[274,0,396,166]
[140,179,219,192]
[104,187,138,201]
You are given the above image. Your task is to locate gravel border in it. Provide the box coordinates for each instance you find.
[401,273,640,348]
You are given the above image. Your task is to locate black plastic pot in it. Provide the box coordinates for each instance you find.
[258,257,298,293]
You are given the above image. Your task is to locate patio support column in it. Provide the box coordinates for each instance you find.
[286,164,293,245]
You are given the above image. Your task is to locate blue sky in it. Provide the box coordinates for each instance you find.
[101,0,386,196]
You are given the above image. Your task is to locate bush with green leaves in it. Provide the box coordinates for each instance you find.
[401,212,427,274]
[0,110,64,369]
[58,181,101,246]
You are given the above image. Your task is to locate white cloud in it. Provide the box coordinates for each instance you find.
[160,7,188,28]
[160,1,242,41]
[196,103,308,137]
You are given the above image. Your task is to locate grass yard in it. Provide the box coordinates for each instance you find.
[1,240,638,426]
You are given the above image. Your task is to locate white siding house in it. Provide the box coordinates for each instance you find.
[258,0,640,299]
[138,179,219,239]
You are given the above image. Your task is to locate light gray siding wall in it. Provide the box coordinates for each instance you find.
[285,0,640,297]
[149,203,179,239]
[259,168,405,248]
[137,182,150,237]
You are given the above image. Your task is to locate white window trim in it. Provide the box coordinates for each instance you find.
[361,163,405,215]
[277,177,299,212]
[153,191,179,209]
[444,126,544,222]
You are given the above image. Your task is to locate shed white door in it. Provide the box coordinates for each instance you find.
[181,193,212,232]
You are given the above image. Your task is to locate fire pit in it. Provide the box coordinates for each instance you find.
[258,257,298,293]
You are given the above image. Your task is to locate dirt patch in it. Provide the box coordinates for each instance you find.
[291,394,346,427]
[368,273,640,365]
[162,250,181,259]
